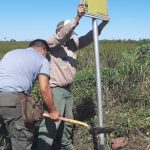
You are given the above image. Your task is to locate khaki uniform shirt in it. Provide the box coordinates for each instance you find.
[47,18,96,87]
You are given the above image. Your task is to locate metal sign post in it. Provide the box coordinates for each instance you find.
[92,18,105,150]
[81,0,108,149]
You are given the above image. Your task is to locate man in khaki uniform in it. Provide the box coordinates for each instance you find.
[38,4,109,150]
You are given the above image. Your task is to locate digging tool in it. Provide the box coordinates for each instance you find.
[43,111,115,135]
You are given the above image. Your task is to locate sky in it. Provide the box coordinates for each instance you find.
[0,0,150,41]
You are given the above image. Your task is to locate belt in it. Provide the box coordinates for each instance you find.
[0,91,27,96]
[52,84,71,88]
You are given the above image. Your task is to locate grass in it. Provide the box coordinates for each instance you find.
[0,39,150,150]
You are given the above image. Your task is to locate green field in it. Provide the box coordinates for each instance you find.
[0,40,150,150]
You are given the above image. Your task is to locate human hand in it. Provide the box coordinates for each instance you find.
[77,4,86,17]
[44,110,60,121]
[111,137,128,150]
[104,15,110,21]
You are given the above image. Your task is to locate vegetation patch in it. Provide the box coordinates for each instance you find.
[0,39,150,150]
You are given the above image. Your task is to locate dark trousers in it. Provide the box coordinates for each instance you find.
[0,92,34,150]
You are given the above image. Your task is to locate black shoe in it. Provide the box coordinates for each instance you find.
[61,144,77,150]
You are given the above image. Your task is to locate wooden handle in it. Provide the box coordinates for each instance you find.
[43,111,51,118]
[59,116,90,129]
[43,111,90,129]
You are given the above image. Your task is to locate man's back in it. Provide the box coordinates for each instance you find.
[0,47,47,95]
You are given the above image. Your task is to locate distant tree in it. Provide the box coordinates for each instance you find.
[10,39,16,42]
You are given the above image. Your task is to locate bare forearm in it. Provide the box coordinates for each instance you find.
[39,75,60,120]
[74,3,85,24]
[41,86,56,112]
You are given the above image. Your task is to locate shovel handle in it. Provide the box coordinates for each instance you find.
[43,111,90,129]
[59,116,90,129]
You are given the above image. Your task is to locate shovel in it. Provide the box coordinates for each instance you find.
[43,111,115,135]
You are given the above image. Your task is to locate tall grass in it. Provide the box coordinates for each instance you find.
[73,41,150,144]
[0,40,150,149]
[75,40,150,107]
[0,41,28,58]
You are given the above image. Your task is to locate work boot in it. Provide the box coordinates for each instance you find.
[61,144,77,150]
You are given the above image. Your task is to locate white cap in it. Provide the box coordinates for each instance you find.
[56,20,77,35]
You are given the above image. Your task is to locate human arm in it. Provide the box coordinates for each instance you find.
[74,4,85,26]
[76,17,110,50]
[38,75,59,121]
[47,4,85,48]
[38,59,59,120]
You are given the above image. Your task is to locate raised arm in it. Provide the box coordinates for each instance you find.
[74,4,85,26]
[47,4,85,48]
[76,17,110,50]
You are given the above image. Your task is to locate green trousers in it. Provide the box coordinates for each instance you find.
[38,86,74,150]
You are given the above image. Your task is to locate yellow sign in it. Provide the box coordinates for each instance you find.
[81,0,108,20]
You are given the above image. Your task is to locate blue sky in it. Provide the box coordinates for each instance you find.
[0,0,149,41]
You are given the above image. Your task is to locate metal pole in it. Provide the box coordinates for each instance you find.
[92,18,105,150]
